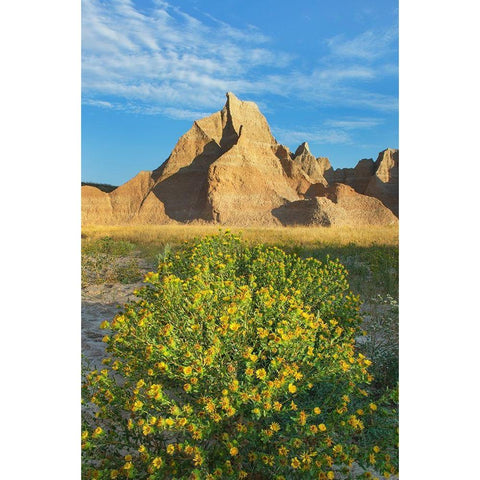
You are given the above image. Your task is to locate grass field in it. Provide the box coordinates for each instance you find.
[81,224,398,298]
[82,224,398,249]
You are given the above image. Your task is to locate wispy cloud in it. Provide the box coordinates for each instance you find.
[326,27,398,61]
[82,0,398,117]
[272,116,384,148]
[272,127,351,147]
[81,96,212,120]
[83,99,114,108]
[323,117,383,130]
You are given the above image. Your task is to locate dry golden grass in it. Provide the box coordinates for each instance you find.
[82,224,398,249]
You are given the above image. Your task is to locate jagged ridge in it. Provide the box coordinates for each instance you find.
[82,93,398,225]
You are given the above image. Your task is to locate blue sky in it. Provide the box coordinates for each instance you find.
[82,0,398,185]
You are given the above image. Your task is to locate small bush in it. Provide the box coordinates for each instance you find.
[82,232,398,479]
[83,236,136,256]
[81,237,142,286]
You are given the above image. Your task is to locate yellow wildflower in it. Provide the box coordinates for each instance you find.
[278,445,289,456]
[299,410,307,426]
[332,444,343,455]
[151,457,163,469]
[230,447,239,456]
[177,417,188,426]
[318,423,327,431]
[340,360,350,372]
[292,438,303,448]
[256,368,267,380]
[288,383,297,393]
[270,422,280,432]
[369,403,377,411]
[291,457,301,469]
[156,361,167,371]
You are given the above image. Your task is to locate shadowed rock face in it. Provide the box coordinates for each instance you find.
[274,183,398,227]
[82,93,399,226]
[365,148,399,216]
[323,149,399,216]
[324,158,376,192]
[291,142,328,186]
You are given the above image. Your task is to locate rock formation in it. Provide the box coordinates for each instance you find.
[292,142,328,185]
[273,183,398,226]
[365,148,399,216]
[82,186,113,224]
[82,93,398,226]
[323,148,399,216]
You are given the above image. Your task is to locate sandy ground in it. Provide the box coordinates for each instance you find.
[81,280,145,369]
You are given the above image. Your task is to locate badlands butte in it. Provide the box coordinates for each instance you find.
[82,93,398,227]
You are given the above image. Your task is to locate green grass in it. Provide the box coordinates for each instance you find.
[81,225,399,298]
[81,236,142,286]
[82,231,398,295]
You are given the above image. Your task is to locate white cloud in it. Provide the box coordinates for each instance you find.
[272,116,385,148]
[83,99,114,108]
[272,126,351,147]
[326,27,398,61]
[323,118,383,130]
[82,0,398,117]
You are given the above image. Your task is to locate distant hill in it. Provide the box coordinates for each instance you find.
[81,182,118,193]
[82,92,398,226]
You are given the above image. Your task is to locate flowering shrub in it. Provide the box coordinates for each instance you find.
[82,232,398,479]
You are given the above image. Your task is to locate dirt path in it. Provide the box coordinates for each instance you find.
[81,281,145,369]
